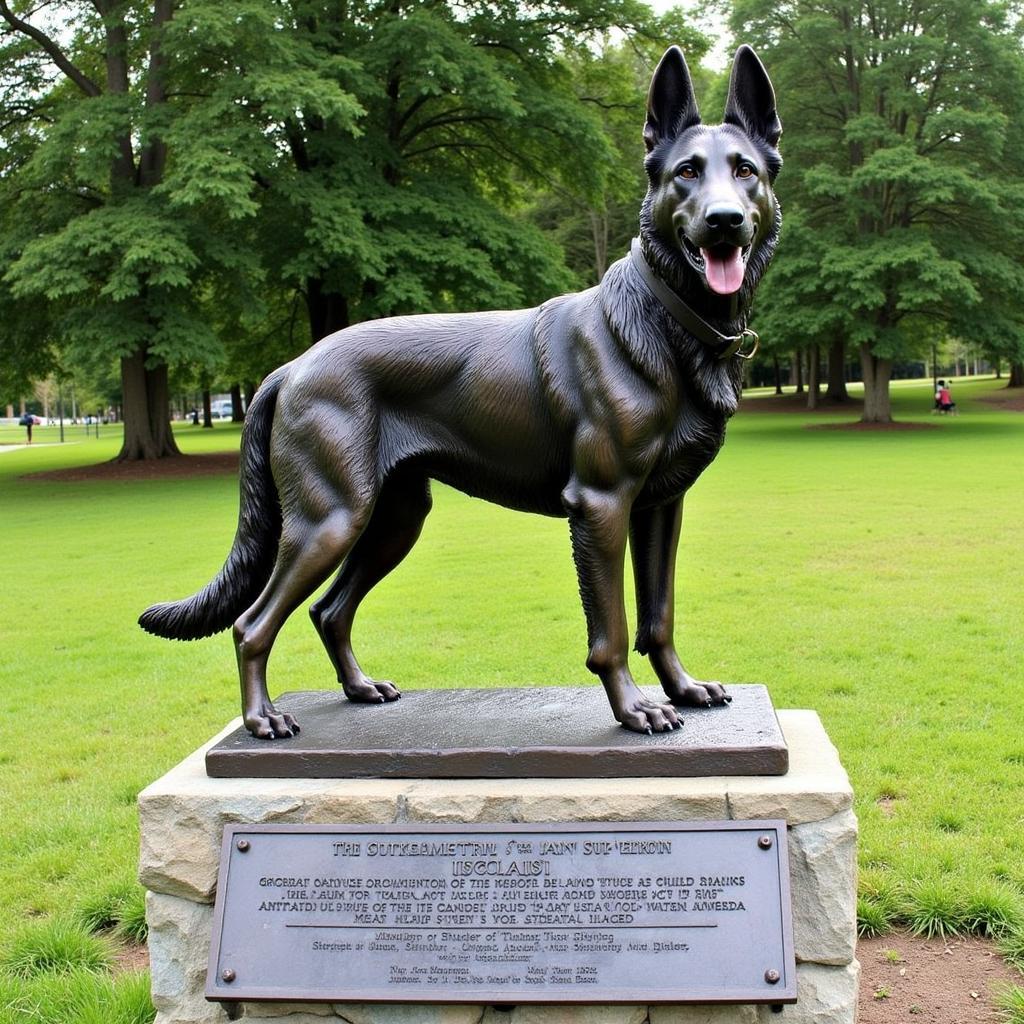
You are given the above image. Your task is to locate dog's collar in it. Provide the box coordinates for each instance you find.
[630,238,759,360]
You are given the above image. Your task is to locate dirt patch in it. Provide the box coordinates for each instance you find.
[24,452,240,482]
[806,421,940,432]
[740,393,864,414]
[978,387,1024,412]
[112,940,150,975]
[858,932,1019,1023]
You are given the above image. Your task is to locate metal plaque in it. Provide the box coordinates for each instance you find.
[207,821,795,1005]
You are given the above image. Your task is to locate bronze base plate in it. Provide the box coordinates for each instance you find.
[205,684,787,779]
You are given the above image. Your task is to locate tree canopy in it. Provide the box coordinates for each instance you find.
[0,0,689,456]
[730,0,1024,420]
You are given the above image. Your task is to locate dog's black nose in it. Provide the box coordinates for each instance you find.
[705,203,745,230]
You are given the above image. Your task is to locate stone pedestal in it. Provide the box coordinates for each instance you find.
[140,710,858,1024]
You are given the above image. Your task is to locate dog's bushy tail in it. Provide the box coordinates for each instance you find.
[138,368,286,641]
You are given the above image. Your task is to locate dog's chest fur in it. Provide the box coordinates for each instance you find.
[597,255,741,507]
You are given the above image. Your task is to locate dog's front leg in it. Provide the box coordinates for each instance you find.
[630,500,731,707]
[563,479,681,734]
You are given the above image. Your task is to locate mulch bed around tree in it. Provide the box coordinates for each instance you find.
[738,392,939,429]
[25,452,241,482]
[806,420,940,431]
[740,393,864,414]
[858,933,1019,1023]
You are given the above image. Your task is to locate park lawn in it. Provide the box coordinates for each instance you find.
[1,377,1022,987]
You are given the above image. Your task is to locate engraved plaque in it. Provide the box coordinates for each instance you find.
[207,822,795,1005]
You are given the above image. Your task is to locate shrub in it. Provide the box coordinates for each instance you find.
[0,919,112,979]
[115,890,148,945]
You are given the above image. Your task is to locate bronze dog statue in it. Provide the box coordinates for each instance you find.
[141,45,782,739]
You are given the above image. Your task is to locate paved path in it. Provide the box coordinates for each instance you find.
[0,442,72,453]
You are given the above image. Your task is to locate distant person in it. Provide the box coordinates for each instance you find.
[938,383,956,414]
[191,407,200,426]
[19,411,33,444]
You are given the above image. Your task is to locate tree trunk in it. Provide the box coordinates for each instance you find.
[1009,362,1024,387]
[244,380,257,412]
[117,348,180,460]
[589,208,609,283]
[826,338,849,401]
[794,349,804,394]
[306,278,350,343]
[859,344,893,423]
[202,389,213,428]
[994,360,1001,380]
[807,344,820,410]
[773,355,783,395]
[230,383,245,422]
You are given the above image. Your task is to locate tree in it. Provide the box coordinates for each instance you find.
[0,0,358,458]
[2,0,701,452]
[245,1,682,345]
[730,0,1024,422]
[531,18,711,287]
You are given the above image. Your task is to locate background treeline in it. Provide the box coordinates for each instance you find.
[2,0,1023,457]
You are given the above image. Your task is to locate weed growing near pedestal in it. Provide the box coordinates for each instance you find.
[997,984,1024,1024]
[1,378,1023,1010]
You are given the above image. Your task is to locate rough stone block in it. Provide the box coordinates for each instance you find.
[147,892,226,1024]
[755,961,859,1024]
[789,811,858,965]
[401,784,523,823]
[515,777,728,823]
[241,1003,334,1017]
[726,713,852,825]
[334,1007,486,1024]
[480,1007,647,1024]
[139,722,406,902]
[650,1004,758,1024]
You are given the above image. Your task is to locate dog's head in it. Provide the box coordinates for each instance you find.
[640,45,782,305]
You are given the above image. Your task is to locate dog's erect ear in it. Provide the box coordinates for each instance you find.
[723,45,782,148]
[644,46,700,152]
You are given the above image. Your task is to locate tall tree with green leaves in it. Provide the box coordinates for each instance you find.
[730,0,1024,421]
[0,0,358,458]
[531,17,711,288]
[2,1,703,455]
[242,1,683,345]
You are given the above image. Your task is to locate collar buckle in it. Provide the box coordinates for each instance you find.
[734,329,760,361]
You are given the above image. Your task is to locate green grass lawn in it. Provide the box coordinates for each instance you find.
[1,378,1022,1018]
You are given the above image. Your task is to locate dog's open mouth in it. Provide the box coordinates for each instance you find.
[681,237,752,296]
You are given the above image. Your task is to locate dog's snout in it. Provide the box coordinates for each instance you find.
[705,203,745,230]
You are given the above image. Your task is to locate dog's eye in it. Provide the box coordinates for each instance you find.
[675,165,698,181]
[736,163,756,179]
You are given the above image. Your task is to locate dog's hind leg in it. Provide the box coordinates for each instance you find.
[563,479,681,734]
[233,500,374,738]
[630,500,730,707]
[309,475,432,703]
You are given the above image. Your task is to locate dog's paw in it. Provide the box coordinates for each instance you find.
[619,699,682,735]
[342,676,402,704]
[244,704,300,740]
[668,681,731,707]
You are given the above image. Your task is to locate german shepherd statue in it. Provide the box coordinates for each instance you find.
[141,45,782,739]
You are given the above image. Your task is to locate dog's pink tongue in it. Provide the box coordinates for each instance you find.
[701,246,745,295]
